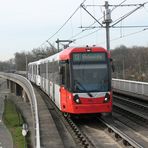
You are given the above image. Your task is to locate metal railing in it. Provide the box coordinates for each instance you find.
[0,72,40,148]
[112,78,148,97]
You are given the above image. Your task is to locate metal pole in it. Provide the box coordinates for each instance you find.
[106,22,110,51]
[56,39,74,52]
[103,1,112,51]
[55,38,60,52]
[25,55,28,78]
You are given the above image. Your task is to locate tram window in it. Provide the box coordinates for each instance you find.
[33,65,35,74]
[60,66,65,85]
[61,64,70,88]
[62,66,65,85]
[66,64,70,89]
[59,60,71,89]
[41,64,44,77]
[43,63,46,78]
[38,65,40,75]
[59,66,64,75]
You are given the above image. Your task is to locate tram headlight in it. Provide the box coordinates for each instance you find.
[73,95,81,104]
[104,93,110,103]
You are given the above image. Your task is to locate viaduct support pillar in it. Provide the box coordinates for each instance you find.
[7,80,10,89]
[10,81,15,93]
[22,89,29,102]
[15,83,22,97]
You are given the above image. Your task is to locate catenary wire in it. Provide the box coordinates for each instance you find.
[39,0,87,47]
[46,0,87,41]
[41,0,129,47]
[74,28,102,40]
[98,27,148,45]
[39,1,148,48]
[111,1,148,27]
[69,0,128,41]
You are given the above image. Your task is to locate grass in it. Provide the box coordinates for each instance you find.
[3,99,27,148]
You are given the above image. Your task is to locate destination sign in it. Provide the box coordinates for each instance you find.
[72,53,106,62]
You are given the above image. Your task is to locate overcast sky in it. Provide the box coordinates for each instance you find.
[0,0,148,61]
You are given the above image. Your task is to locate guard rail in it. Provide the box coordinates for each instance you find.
[112,78,148,97]
[0,72,40,148]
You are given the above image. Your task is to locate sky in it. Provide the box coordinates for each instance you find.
[0,0,148,61]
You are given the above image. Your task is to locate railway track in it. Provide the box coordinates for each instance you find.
[99,117,146,148]
[35,86,92,148]
[113,92,148,123]
[35,85,146,148]
[112,92,148,147]
[74,115,145,148]
[112,112,148,148]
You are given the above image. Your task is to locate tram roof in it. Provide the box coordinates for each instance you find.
[59,46,107,60]
[28,46,108,65]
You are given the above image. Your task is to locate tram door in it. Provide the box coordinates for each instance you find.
[49,61,55,102]
[60,63,70,110]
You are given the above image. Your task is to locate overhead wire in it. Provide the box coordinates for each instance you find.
[112,27,148,41]
[73,1,148,45]
[74,28,102,40]
[80,6,83,28]
[47,7,79,41]
[46,0,87,41]
[70,19,74,39]
[40,0,129,45]
[69,15,103,40]
[69,0,128,41]
[38,0,87,48]
[111,0,128,12]
[144,5,148,13]
[39,0,148,48]
[98,27,148,45]
[111,1,148,27]
[79,1,148,45]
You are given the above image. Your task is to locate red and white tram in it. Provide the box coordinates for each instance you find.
[28,46,112,115]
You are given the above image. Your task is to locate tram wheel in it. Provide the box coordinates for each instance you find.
[63,112,70,118]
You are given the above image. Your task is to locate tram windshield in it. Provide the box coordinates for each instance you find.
[72,52,109,93]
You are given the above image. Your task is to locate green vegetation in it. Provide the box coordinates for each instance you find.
[111,45,148,82]
[0,45,56,71]
[3,99,27,148]
[0,44,148,82]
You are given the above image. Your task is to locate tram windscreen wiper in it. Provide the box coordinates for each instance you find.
[74,80,93,97]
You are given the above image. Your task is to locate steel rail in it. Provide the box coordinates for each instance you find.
[0,72,41,148]
[35,84,95,148]
[113,94,148,109]
[99,117,144,148]
[43,94,93,148]
[113,92,148,122]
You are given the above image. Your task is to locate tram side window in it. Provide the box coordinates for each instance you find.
[54,61,60,84]
[48,61,60,85]
[42,63,46,78]
[47,61,55,82]
[33,65,35,75]
[40,64,44,77]
[48,62,52,81]
[60,62,70,89]
[66,64,70,89]
[38,65,40,75]
[60,66,65,85]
